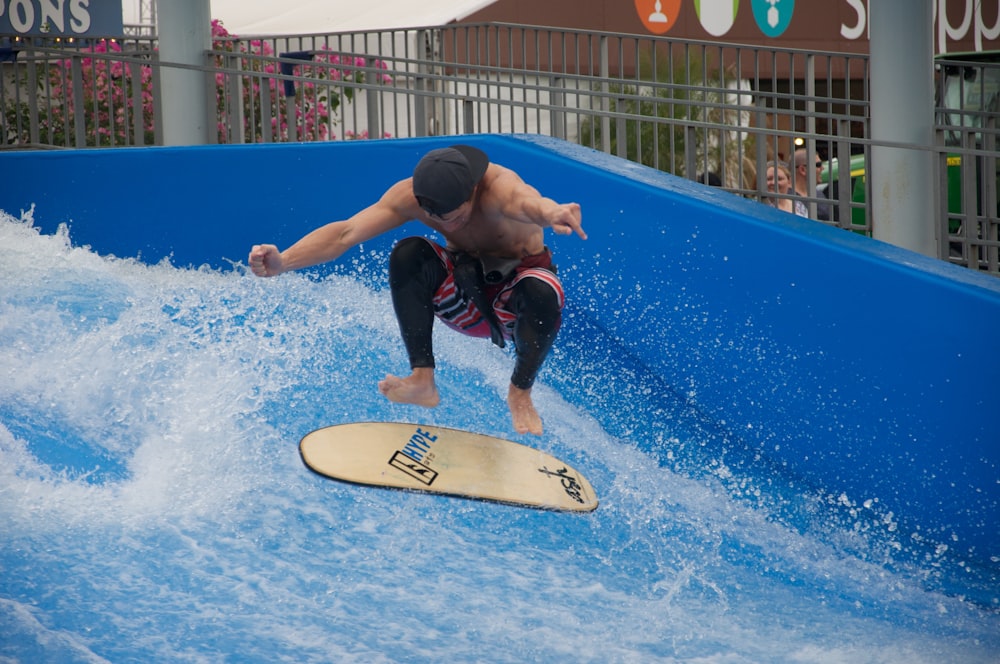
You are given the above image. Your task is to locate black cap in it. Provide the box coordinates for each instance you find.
[412,145,489,216]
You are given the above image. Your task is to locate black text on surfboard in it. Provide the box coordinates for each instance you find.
[537,466,586,504]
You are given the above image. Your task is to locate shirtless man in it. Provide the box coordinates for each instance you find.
[248,145,586,435]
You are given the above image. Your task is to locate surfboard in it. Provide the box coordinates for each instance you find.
[299,422,598,512]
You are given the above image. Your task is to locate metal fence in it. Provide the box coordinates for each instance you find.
[2,23,998,275]
[936,55,1000,274]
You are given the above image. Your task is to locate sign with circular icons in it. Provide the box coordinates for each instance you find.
[751,0,795,37]
[695,0,739,38]
[635,0,682,35]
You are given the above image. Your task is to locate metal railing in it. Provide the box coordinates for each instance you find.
[2,23,998,275]
[935,56,1000,274]
[0,35,161,147]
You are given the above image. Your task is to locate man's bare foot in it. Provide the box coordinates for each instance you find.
[378,367,440,408]
[508,384,543,435]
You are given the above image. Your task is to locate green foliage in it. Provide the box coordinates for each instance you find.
[580,46,756,187]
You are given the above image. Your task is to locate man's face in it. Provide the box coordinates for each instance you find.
[802,158,822,184]
[430,199,473,231]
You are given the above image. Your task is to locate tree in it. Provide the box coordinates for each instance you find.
[580,46,756,190]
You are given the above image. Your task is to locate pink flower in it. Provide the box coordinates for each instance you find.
[38,19,395,146]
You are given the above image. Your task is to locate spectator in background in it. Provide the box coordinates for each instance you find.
[764,161,808,217]
[793,148,832,221]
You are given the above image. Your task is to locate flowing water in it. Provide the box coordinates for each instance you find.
[1,210,997,663]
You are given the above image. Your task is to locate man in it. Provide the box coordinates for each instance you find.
[793,147,832,221]
[248,145,586,435]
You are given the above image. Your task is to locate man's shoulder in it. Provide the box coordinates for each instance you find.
[479,165,528,203]
[482,163,521,186]
[381,177,421,209]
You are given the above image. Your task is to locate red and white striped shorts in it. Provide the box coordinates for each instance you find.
[423,239,565,343]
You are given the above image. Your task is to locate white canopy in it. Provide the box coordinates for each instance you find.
[207,0,498,35]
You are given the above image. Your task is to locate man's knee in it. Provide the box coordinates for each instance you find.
[509,277,562,389]
[390,237,433,270]
[389,238,443,289]
[513,277,561,317]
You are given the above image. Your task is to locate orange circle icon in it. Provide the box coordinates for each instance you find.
[635,0,681,35]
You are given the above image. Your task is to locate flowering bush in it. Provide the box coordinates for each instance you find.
[29,20,392,147]
[45,39,155,147]
[211,19,392,143]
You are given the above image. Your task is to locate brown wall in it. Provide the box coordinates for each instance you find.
[464,0,1000,60]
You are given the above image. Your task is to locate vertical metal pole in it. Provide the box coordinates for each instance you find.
[131,59,144,145]
[961,128,978,267]
[755,97,769,198]
[71,58,85,147]
[837,119,853,229]
[869,0,936,256]
[550,75,565,140]
[25,48,40,145]
[616,95,626,159]
[414,30,428,138]
[260,71,273,143]
[150,55,164,145]
[600,36,610,154]
[936,130,951,260]
[984,115,999,272]
[286,97,297,142]
[685,125,697,179]
[229,55,245,144]
[366,57,381,139]
[804,54,817,218]
[463,99,474,134]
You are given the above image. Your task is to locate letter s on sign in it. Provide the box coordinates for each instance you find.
[841,0,867,41]
[70,0,91,33]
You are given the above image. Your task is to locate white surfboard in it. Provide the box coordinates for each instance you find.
[300,422,598,512]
